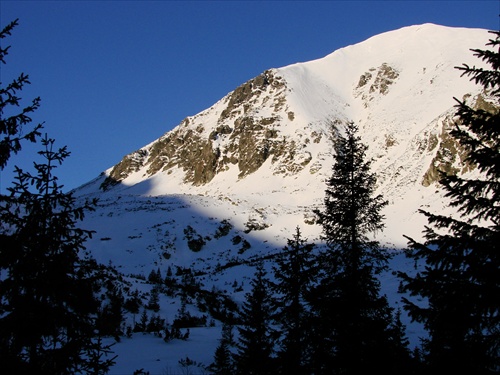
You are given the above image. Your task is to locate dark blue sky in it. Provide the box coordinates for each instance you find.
[1,1,498,191]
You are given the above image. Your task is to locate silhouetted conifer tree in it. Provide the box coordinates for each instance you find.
[96,284,124,340]
[312,122,411,374]
[399,30,500,374]
[147,268,162,284]
[209,340,233,375]
[0,136,111,374]
[135,309,149,333]
[209,321,235,375]
[147,286,160,312]
[0,19,42,169]
[271,226,316,374]
[124,289,142,314]
[0,21,114,373]
[234,262,276,375]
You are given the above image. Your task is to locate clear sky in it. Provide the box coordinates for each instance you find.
[1,0,499,192]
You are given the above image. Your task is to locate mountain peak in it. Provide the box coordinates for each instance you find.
[77,24,492,247]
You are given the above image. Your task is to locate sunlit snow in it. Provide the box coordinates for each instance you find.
[73,24,491,373]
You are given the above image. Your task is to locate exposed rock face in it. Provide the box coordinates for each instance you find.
[101,70,495,193]
[71,24,500,290]
[421,92,495,186]
[102,125,220,188]
[354,63,400,106]
[101,69,315,190]
[421,115,463,187]
[100,149,148,190]
[218,71,285,121]
[98,25,496,200]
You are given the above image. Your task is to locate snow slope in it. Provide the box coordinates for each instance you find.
[76,24,491,247]
[73,24,493,373]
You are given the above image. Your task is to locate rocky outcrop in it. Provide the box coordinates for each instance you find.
[421,116,463,187]
[101,69,311,190]
[100,149,148,190]
[421,92,495,186]
[354,63,399,106]
[98,31,496,195]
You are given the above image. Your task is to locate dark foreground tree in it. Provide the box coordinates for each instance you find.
[209,319,236,375]
[0,136,112,374]
[209,332,234,375]
[399,31,500,374]
[0,20,114,374]
[234,262,276,375]
[0,19,42,169]
[312,122,412,374]
[271,226,316,375]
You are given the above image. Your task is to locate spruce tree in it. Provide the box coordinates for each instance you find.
[312,122,411,374]
[399,31,500,374]
[271,226,316,375]
[0,136,111,374]
[0,19,42,169]
[96,284,125,340]
[0,21,114,373]
[147,286,160,312]
[209,322,235,375]
[209,340,233,375]
[234,262,276,375]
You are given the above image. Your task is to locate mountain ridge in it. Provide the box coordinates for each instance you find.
[67,25,498,371]
[76,23,493,254]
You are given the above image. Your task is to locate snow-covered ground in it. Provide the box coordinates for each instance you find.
[77,187,425,374]
[73,23,492,373]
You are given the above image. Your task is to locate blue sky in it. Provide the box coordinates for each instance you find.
[1,0,498,191]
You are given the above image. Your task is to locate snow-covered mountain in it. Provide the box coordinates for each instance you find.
[73,24,495,373]
[78,23,492,249]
